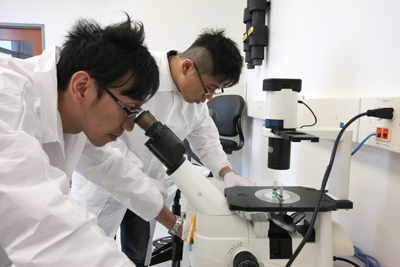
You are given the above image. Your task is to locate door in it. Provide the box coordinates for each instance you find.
[0,24,44,58]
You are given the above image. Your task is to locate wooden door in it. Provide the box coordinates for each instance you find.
[0,26,43,58]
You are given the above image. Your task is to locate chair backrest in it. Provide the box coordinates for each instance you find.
[207,95,245,137]
[207,95,245,154]
[208,108,219,124]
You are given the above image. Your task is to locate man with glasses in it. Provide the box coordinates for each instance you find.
[71,28,254,266]
[0,15,183,266]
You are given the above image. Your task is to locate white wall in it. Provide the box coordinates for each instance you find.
[244,1,400,266]
[0,0,137,48]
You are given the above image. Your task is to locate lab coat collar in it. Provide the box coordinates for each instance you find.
[156,50,178,93]
[165,50,190,111]
[149,50,190,113]
[32,46,64,145]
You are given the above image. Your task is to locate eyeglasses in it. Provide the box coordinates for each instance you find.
[192,62,224,96]
[99,84,142,119]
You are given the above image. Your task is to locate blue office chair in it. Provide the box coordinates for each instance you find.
[207,94,245,154]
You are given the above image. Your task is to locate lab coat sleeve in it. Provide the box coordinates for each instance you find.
[76,138,164,221]
[0,120,134,267]
[112,137,145,171]
[186,105,231,178]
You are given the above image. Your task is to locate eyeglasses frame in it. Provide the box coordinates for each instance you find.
[192,61,224,96]
[99,84,142,119]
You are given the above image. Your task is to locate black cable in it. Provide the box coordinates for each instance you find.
[298,100,317,128]
[285,112,367,266]
[333,256,361,267]
[285,107,393,266]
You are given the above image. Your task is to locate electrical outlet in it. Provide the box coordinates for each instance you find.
[358,97,399,153]
[375,126,391,142]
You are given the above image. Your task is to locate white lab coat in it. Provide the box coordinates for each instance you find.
[71,50,231,264]
[0,47,163,266]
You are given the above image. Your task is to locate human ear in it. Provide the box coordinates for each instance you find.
[69,71,91,103]
[181,59,193,76]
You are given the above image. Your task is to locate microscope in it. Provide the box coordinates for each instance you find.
[134,79,354,266]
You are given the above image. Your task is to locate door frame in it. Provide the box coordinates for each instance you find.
[0,23,45,53]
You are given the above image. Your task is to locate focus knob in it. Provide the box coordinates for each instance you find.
[233,251,259,267]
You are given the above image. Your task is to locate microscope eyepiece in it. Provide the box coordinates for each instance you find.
[134,110,157,132]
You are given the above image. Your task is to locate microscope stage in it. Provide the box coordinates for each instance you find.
[225,186,339,212]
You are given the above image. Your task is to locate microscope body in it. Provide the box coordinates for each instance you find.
[134,110,351,267]
[186,207,336,267]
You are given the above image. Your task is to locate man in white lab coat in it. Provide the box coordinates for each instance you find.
[0,15,182,267]
[71,29,253,266]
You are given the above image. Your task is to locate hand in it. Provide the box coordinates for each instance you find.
[149,178,168,203]
[224,172,256,188]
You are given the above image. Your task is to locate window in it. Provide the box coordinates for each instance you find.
[0,40,33,58]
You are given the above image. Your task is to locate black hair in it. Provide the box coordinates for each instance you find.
[57,13,159,101]
[180,29,243,88]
